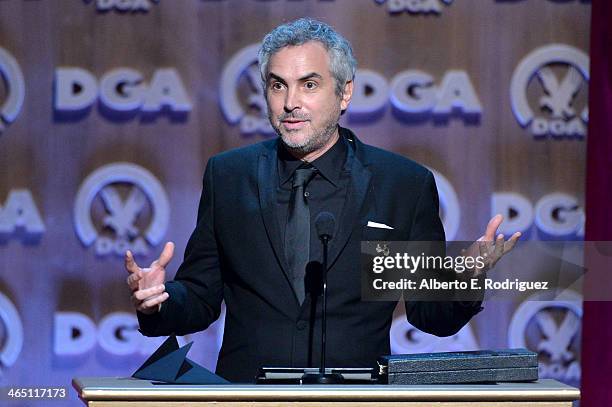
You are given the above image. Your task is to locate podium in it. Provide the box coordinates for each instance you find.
[73,377,579,407]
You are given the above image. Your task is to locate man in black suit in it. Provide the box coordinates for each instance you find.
[126,18,520,383]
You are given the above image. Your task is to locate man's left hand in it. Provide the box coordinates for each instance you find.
[465,214,521,276]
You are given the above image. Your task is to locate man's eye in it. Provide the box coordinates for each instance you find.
[270,82,284,91]
[305,81,318,90]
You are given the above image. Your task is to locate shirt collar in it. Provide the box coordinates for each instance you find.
[278,134,347,188]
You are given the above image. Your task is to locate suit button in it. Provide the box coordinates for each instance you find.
[297,321,307,330]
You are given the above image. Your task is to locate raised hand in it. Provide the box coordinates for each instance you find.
[125,241,175,315]
[465,214,521,276]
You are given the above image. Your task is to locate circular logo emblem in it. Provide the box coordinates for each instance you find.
[219,44,274,136]
[508,290,582,385]
[510,44,589,138]
[73,163,170,257]
[0,47,25,135]
[0,292,23,368]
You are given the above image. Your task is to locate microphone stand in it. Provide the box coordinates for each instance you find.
[301,233,344,384]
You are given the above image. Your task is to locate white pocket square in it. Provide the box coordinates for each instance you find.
[366,221,394,230]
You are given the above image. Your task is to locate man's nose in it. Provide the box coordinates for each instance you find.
[284,87,301,112]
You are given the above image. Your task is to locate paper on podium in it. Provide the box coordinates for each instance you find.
[133,336,229,384]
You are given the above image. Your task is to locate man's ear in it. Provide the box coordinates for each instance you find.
[340,80,354,111]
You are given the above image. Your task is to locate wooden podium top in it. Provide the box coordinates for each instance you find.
[73,377,579,407]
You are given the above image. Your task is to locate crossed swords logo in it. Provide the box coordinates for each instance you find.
[99,185,146,239]
[536,66,584,120]
[534,309,580,363]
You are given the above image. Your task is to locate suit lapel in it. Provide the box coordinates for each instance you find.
[327,138,373,269]
[257,135,373,307]
[257,143,299,305]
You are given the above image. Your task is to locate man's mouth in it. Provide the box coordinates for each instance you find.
[281,119,308,130]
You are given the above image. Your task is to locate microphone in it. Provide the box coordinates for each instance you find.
[302,212,343,384]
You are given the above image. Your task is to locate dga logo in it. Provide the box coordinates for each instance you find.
[0,47,25,135]
[0,292,23,369]
[220,44,274,137]
[55,67,191,117]
[84,0,160,12]
[374,0,453,14]
[510,44,589,139]
[54,311,171,356]
[492,192,584,238]
[220,44,481,136]
[508,291,582,385]
[74,163,170,258]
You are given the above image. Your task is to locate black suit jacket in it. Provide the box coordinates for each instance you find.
[138,127,482,383]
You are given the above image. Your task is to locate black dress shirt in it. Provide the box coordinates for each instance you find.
[277,135,350,267]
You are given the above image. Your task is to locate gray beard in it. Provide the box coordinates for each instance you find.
[277,120,339,156]
[269,105,341,157]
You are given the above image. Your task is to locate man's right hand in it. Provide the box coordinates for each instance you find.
[126,241,174,315]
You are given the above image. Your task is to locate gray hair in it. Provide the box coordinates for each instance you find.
[258,18,357,96]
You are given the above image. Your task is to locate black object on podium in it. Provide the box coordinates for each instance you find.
[378,348,539,384]
[133,336,229,384]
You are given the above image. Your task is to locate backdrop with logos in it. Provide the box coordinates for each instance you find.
[0,0,590,405]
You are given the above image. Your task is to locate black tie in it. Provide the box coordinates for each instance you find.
[285,165,316,305]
